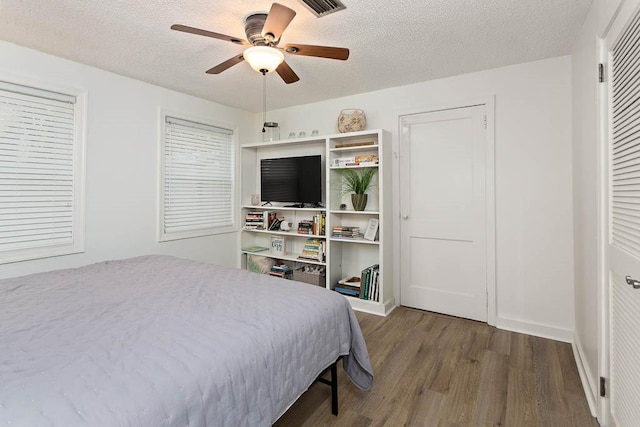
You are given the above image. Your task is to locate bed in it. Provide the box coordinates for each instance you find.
[0,255,373,426]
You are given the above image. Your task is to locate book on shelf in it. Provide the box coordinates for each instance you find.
[297,238,325,262]
[354,154,378,164]
[244,210,266,230]
[332,154,379,168]
[334,286,360,297]
[335,283,360,293]
[244,210,281,230]
[334,141,375,149]
[296,214,325,236]
[363,218,379,241]
[242,246,269,253]
[312,212,326,236]
[269,262,293,279]
[268,216,284,231]
[338,276,361,286]
[332,225,361,239]
[360,264,380,302]
[297,219,314,234]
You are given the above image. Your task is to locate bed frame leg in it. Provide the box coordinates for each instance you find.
[316,358,340,416]
[330,361,338,416]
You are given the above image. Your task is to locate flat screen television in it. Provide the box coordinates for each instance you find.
[260,155,322,206]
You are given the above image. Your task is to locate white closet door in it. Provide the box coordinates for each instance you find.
[605,1,640,425]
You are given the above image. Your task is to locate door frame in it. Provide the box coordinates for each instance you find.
[597,1,640,425]
[392,96,496,325]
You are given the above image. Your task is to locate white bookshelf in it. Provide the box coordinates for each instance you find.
[239,129,394,316]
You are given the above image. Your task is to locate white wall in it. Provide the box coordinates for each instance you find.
[571,0,622,417]
[257,56,575,340]
[0,42,253,280]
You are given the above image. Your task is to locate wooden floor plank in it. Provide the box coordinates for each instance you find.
[275,307,598,427]
[504,367,538,426]
[510,332,534,373]
[471,350,509,426]
[438,354,484,425]
[532,337,572,426]
[488,327,511,356]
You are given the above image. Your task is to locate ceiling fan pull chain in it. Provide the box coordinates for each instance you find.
[262,70,267,132]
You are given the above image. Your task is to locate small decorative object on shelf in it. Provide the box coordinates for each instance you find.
[337,109,366,133]
[280,221,291,231]
[262,122,280,142]
[270,236,285,256]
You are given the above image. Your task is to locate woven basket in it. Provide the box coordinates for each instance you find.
[293,268,326,287]
[337,109,366,133]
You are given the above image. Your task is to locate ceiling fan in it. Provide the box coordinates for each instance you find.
[171,3,349,84]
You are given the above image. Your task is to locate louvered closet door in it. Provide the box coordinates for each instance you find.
[606,1,640,425]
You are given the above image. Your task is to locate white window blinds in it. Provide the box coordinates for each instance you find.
[0,81,84,263]
[161,116,234,240]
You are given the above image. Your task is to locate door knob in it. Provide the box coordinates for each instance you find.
[625,275,640,289]
[402,214,409,220]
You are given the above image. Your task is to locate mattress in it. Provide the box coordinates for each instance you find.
[0,255,373,426]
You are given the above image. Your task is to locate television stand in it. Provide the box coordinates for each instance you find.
[284,203,304,208]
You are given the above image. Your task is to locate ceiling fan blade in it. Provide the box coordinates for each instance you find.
[171,24,249,45]
[261,3,296,42]
[206,54,245,74]
[283,44,349,60]
[276,61,300,84]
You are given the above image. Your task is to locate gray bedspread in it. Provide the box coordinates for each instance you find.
[0,255,373,426]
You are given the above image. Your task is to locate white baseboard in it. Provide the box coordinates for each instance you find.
[573,334,598,417]
[495,316,573,342]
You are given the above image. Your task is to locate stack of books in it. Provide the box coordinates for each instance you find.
[331,153,379,167]
[354,154,379,166]
[298,238,325,262]
[332,226,361,239]
[244,211,265,230]
[297,220,314,234]
[334,276,361,298]
[269,263,292,279]
[360,264,380,302]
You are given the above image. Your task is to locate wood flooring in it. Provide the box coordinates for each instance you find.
[275,307,599,427]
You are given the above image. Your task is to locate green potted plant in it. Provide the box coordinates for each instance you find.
[338,168,377,211]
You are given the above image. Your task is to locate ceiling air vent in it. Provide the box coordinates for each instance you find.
[298,0,346,17]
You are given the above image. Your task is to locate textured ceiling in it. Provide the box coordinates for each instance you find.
[0,0,592,112]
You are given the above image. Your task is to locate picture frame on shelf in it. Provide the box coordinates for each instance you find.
[363,218,379,241]
[270,236,285,256]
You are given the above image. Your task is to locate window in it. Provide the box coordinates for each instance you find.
[0,81,85,264]
[160,114,235,241]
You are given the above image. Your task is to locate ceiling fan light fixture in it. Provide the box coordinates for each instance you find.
[243,46,284,74]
